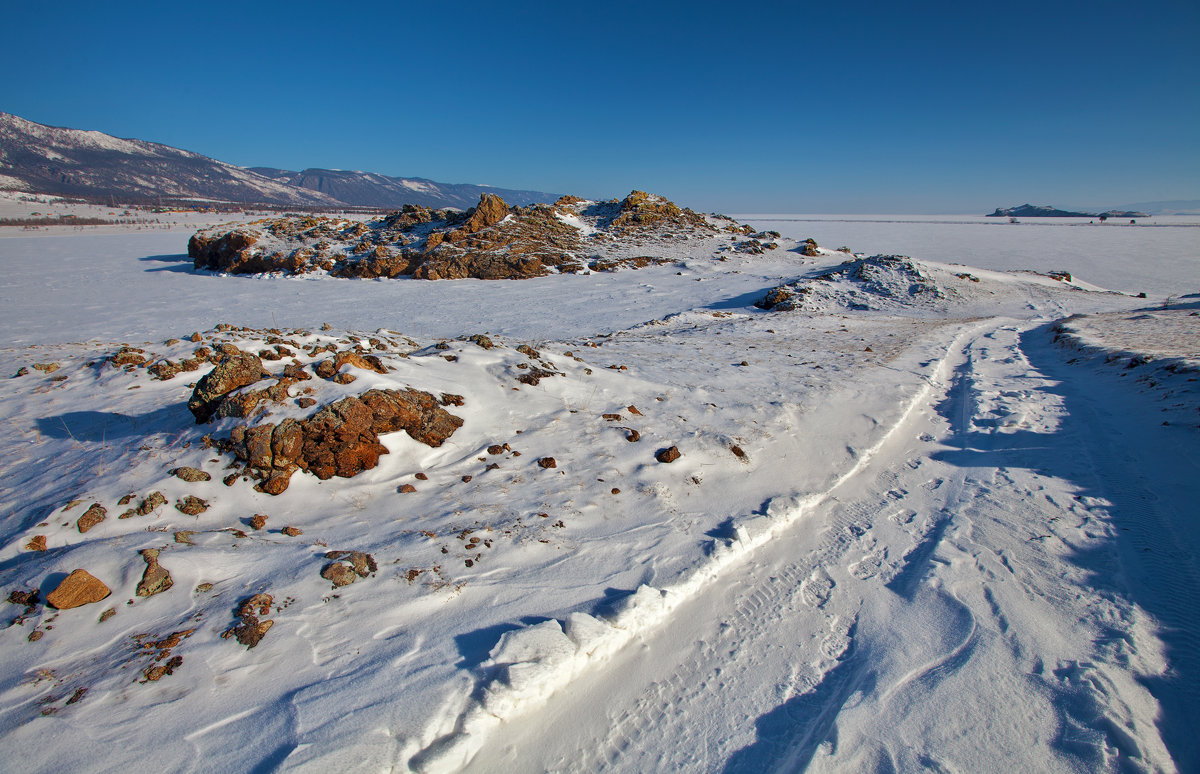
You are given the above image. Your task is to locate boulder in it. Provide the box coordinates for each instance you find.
[77,504,106,533]
[46,569,111,609]
[188,351,268,423]
[463,193,510,232]
[135,549,173,597]
[189,229,262,272]
[223,388,463,491]
[656,446,681,463]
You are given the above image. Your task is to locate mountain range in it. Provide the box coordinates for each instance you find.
[0,112,559,210]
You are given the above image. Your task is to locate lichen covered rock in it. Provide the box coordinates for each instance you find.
[188,350,268,423]
[221,388,464,493]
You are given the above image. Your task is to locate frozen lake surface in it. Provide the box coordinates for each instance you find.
[741,214,1200,298]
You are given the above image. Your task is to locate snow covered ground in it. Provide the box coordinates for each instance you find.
[0,212,1197,773]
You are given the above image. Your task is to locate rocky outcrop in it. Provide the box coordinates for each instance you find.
[188,190,724,282]
[608,190,709,232]
[222,388,463,493]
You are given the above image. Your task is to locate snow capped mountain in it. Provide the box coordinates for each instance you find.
[246,167,561,209]
[0,112,340,207]
[0,112,560,209]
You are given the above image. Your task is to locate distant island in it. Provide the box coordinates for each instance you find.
[988,204,1149,219]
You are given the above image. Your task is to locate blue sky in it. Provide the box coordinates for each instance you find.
[2,0,1196,212]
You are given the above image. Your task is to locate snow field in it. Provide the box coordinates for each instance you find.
[1,216,1199,772]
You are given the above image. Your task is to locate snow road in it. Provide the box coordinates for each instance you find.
[461,318,1197,774]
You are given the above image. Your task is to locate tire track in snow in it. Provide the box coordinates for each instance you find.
[417,323,985,773]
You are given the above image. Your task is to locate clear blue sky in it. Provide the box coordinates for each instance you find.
[3,0,1197,213]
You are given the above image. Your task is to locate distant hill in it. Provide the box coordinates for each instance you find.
[248,167,560,209]
[0,111,559,210]
[988,204,1097,218]
[1107,200,1200,216]
[989,203,1156,219]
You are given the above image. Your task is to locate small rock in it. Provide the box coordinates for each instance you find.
[468,334,494,349]
[7,589,39,607]
[256,473,292,495]
[136,492,167,517]
[297,397,317,408]
[315,360,337,381]
[175,496,208,516]
[28,630,44,642]
[281,526,303,537]
[222,594,275,648]
[249,514,268,530]
[171,467,211,483]
[625,429,641,442]
[656,446,681,463]
[398,484,417,494]
[730,445,747,459]
[77,504,106,534]
[440,393,465,407]
[415,472,428,481]
[32,363,60,373]
[25,535,47,552]
[325,550,377,577]
[487,444,505,455]
[108,347,148,367]
[143,655,184,681]
[174,531,195,545]
[195,583,214,593]
[46,569,111,609]
[118,493,136,506]
[136,549,174,597]
[333,372,357,385]
[98,608,116,622]
[321,563,358,587]
[461,475,473,483]
[602,413,622,421]
[13,367,29,377]
[537,457,557,469]
[627,405,644,416]
[611,488,621,494]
